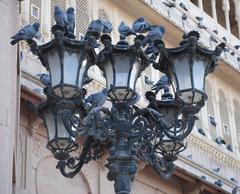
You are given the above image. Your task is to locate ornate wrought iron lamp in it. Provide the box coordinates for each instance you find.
[12,7,225,194]
[98,34,149,101]
[154,32,225,104]
[38,102,79,160]
[35,25,96,99]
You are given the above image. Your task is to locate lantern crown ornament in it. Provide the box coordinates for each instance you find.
[12,7,225,194]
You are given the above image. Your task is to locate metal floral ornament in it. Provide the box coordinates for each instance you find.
[12,8,225,194]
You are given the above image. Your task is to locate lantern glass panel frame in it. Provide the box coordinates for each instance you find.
[40,104,78,160]
[162,48,213,104]
[39,35,94,100]
[98,44,149,101]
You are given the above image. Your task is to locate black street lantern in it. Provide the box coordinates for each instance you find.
[12,8,225,194]
[156,134,186,162]
[39,102,79,160]
[154,32,225,104]
[98,35,149,101]
[37,26,95,99]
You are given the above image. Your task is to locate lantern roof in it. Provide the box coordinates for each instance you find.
[155,31,225,75]
[29,25,97,68]
[97,39,150,72]
[38,38,93,51]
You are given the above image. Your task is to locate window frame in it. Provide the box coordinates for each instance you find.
[31,4,40,19]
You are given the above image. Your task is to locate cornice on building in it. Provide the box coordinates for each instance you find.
[138,0,240,73]
[176,133,240,194]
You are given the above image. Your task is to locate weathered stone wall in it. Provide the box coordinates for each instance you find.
[0,1,19,194]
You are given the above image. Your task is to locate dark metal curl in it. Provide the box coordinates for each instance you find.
[150,156,175,180]
[61,111,85,137]
[163,114,198,141]
[129,116,149,138]
[56,136,93,178]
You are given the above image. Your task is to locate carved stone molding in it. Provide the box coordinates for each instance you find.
[140,0,240,72]
[187,134,240,170]
[26,114,43,136]
[32,133,48,158]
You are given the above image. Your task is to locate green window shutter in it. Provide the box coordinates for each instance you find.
[76,0,89,38]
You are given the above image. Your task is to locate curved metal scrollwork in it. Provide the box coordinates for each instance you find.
[56,136,93,178]
[150,156,176,180]
[27,88,202,184]
[55,96,202,179]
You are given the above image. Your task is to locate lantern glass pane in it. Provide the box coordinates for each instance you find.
[63,51,79,85]
[129,61,141,89]
[161,136,183,153]
[126,90,135,99]
[43,109,56,140]
[57,114,70,139]
[173,55,191,90]
[48,50,61,87]
[104,61,114,89]
[114,88,128,101]
[78,59,87,87]
[114,55,131,87]
[180,91,194,103]
[53,88,62,98]
[193,92,203,103]
[56,113,71,149]
[193,56,208,91]
[163,141,183,153]
[62,86,77,98]
[161,135,174,152]
[163,142,174,152]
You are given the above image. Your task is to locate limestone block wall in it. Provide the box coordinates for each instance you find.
[0,1,19,194]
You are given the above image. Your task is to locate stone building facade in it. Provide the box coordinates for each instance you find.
[0,1,19,194]
[1,0,240,194]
